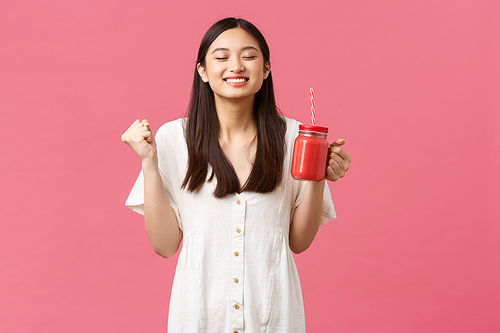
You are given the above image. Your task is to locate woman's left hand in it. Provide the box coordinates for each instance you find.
[325,139,352,182]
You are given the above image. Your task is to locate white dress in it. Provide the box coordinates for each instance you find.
[126,117,336,333]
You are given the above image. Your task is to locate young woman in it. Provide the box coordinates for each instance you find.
[122,17,351,333]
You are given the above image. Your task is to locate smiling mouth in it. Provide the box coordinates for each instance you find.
[224,77,249,83]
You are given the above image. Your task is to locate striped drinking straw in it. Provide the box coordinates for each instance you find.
[310,88,316,125]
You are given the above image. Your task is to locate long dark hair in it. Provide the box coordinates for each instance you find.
[182,18,286,198]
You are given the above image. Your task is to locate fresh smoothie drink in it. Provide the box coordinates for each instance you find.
[291,125,329,182]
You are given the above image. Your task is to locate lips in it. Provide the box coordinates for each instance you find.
[224,76,249,83]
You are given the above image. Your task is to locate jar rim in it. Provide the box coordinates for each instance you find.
[299,124,328,133]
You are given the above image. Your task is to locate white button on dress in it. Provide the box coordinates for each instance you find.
[126,117,336,333]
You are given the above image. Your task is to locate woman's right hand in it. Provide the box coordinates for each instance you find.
[121,119,157,162]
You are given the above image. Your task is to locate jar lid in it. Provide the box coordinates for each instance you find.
[299,125,328,133]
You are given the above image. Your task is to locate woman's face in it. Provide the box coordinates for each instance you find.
[197,28,270,104]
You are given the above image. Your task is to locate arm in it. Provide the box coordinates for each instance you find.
[122,119,182,258]
[142,159,183,258]
[289,180,326,254]
[289,138,351,254]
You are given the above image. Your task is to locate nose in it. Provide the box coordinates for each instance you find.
[229,57,244,73]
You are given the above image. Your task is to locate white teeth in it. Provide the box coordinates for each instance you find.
[226,78,247,83]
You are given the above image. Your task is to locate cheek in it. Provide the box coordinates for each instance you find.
[206,61,224,73]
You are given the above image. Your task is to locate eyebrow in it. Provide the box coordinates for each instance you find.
[211,46,259,54]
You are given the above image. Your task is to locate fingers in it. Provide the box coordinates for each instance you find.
[326,164,341,182]
[141,119,150,130]
[330,138,346,147]
[121,119,157,161]
[325,139,352,182]
[140,120,153,143]
[121,119,153,144]
[326,154,346,181]
[329,146,351,165]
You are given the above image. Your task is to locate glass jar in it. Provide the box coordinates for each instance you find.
[291,125,329,182]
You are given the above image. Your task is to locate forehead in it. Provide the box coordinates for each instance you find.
[208,28,261,52]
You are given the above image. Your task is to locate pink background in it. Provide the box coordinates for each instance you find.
[1,0,499,332]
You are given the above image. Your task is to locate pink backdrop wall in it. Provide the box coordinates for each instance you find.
[1,0,499,332]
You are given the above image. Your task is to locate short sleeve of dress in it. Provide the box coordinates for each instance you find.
[124,120,184,230]
[124,170,182,226]
[124,170,146,215]
[292,179,336,225]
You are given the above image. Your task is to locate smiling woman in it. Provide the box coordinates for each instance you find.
[121,17,351,333]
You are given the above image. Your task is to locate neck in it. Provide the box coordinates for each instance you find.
[215,95,256,142]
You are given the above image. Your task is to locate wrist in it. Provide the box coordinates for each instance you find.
[304,179,325,197]
[308,179,325,188]
[141,157,159,172]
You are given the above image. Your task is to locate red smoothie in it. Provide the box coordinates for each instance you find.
[291,125,329,182]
